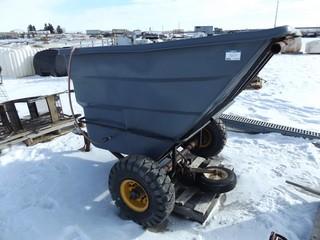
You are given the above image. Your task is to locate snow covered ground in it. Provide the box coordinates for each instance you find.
[0,51,319,240]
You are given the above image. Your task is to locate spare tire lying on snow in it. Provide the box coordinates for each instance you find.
[33,48,71,77]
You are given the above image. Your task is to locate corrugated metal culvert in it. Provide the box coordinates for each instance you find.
[0,45,47,78]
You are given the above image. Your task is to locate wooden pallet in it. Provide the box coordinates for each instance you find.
[0,92,76,151]
[0,118,74,150]
[24,122,74,146]
[173,182,223,223]
[173,156,226,223]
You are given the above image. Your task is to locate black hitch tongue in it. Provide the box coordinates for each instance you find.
[269,232,287,240]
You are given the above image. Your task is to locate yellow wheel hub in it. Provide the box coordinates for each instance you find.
[120,179,149,213]
[199,128,212,148]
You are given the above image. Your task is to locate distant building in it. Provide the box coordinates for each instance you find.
[113,36,133,46]
[133,30,142,37]
[172,29,184,34]
[86,30,103,36]
[35,30,50,35]
[142,32,163,40]
[194,26,213,36]
[214,27,223,34]
[112,29,130,35]
[11,29,25,34]
[0,32,19,39]
[296,27,320,37]
[102,31,112,37]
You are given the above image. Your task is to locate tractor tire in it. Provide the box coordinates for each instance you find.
[196,166,236,193]
[108,155,175,228]
[190,119,226,158]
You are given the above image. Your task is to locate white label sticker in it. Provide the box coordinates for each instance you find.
[225,50,241,61]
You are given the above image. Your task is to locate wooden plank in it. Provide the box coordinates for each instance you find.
[46,95,59,123]
[174,191,221,224]
[0,130,33,144]
[175,187,198,206]
[173,179,223,224]
[174,204,203,222]
[23,119,74,139]
[0,119,74,144]
[0,135,31,149]
[27,102,39,119]
[4,101,22,131]
[24,127,73,146]
[193,193,217,214]
[311,205,320,240]
[0,105,10,126]
[0,119,74,149]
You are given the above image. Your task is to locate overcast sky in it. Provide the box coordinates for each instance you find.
[1,0,319,32]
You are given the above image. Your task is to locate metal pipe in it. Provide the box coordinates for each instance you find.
[286,180,320,197]
[175,140,197,163]
[0,65,2,84]
[274,0,280,28]
[270,41,286,54]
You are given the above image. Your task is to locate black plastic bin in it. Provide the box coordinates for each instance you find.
[33,48,71,77]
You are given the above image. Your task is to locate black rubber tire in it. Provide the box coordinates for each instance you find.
[190,119,226,158]
[196,166,237,193]
[108,155,175,228]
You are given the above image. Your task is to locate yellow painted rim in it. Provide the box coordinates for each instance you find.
[203,168,228,180]
[120,179,149,213]
[199,128,212,148]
